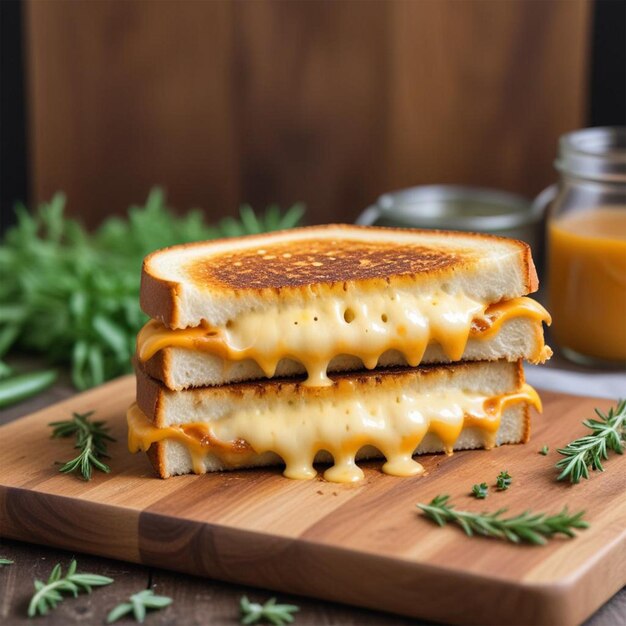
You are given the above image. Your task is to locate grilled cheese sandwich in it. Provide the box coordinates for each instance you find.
[129,225,550,482]
[129,360,537,481]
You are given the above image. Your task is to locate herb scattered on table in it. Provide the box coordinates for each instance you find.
[471,483,489,499]
[496,470,512,491]
[0,369,58,408]
[50,411,114,480]
[27,559,113,617]
[0,557,13,566]
[417,494,588,545]
[556,399,625,484]
[0,189,305,390]
[240,595,299,625]
[539,445,549,455]
[107,589,173,624]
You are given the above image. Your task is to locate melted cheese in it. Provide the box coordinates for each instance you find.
[137,295,551,386]
[127,383,541,483]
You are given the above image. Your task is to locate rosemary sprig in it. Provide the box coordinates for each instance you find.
[496,470,512,491]
[0,557,13,566]
[539,445,549,455]
[27,559,113,617]
[107,589,173,623]
[49,411,115,480]
[471,483,488,499]
[417,495,588,545]
[556,399,626,483]
[240,596,299,625]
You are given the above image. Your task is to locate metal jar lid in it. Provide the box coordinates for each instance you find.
[356,185,542,232]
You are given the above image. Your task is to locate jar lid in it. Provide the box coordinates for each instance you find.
[357,185,540,231]
[556,127,626,182]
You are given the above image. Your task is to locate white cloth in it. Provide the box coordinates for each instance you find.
[525,354,626,399]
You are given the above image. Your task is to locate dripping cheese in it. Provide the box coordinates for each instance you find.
[137,295,550,386]
[127,383,541,483]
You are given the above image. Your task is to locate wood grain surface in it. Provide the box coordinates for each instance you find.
[0,375,624,625]
[0,538,423,626]
[0,361,468,625]
[25,0,590,226]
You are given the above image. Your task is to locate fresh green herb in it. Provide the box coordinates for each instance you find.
[471,483,488,499]
[0,361,13,379]
[0,369,57,408]
[0,557,13,566]
[496,470,512,491]
[106,589,173,624]
[556,399,625,483]
[417,495,588,545]
[240,596,299,625]
[27,559,113,617]
[50,411,114,480]
[539,445,549,455]
[0,189,305,389]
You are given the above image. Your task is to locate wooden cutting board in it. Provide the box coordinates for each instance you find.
[0,375,624,626]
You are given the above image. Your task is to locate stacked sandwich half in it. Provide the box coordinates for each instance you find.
[128,225,551,483]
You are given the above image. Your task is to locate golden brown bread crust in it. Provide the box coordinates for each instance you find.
[145,442,167,478]
[525,251,539,294]
[185,240,463,290]
[136,359,525,427]
[140,224,538,327]
[140,273,180,328]
[521,404,531,444]
[141,349,170,386]
[135,368,164,426]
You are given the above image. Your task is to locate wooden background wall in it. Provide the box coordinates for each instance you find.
[25,0,591,227]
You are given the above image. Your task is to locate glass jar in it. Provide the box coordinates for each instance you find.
[547,127,626,367]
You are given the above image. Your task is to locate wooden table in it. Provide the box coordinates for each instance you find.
[1,371,624,626]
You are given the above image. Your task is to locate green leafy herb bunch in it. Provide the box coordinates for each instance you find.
[0,189,304,389]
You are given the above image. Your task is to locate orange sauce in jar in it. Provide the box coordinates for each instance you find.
[548,208,626,362]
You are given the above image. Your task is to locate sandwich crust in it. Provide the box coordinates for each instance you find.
[186,240,465,290]
[141,225,538,328]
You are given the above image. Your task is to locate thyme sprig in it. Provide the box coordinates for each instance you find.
[107,589,173,623]
[556,399,625,483]
[240,596,299,625]
[496,470,512,491]
[0,557,13,566]
[49,411,115,480]
[471,483,488,499]
[27,559,113,617]
[417,495,588,545]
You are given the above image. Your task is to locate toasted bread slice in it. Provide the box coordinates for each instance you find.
[129,360,537,481]
[142,315,549,390]
[141,225,538,329]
